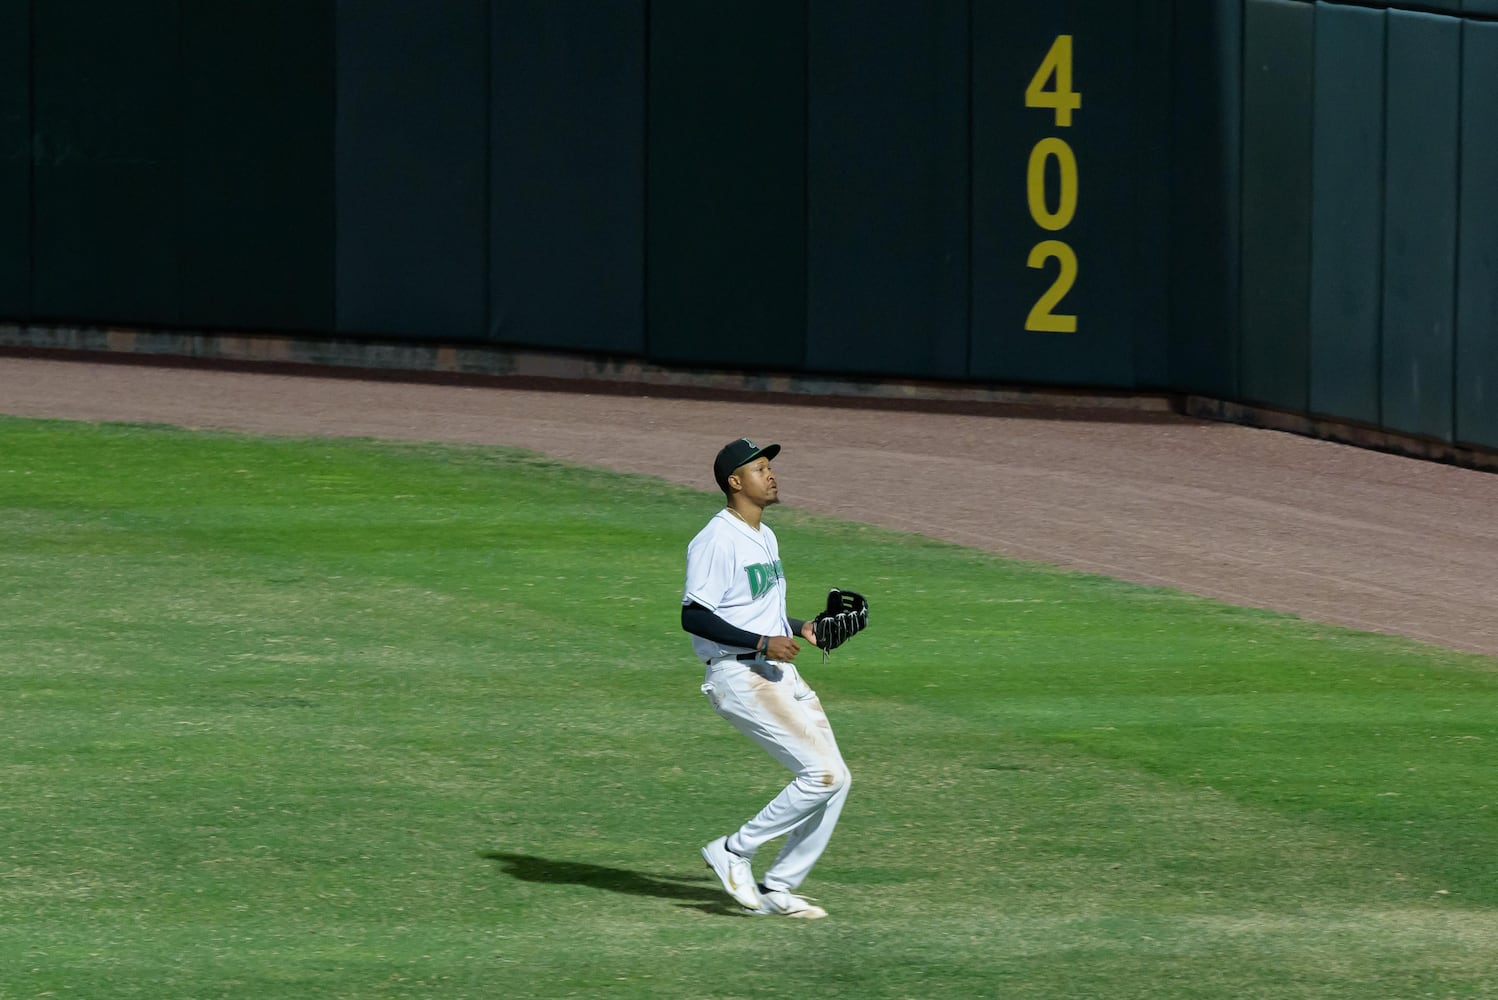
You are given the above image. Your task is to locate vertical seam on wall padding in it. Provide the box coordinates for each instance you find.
[1305,3,1317,413]
[1164,0,1176,383]
[483,0,493,344]
[641,0,651,357]
[26,0,34,319]
[1451,19,1465,445]
[331,1,341,333]
[801,0,809,369]
[1141,0,1169,386]
[175,0,184,327]
[332,1,340,331]
[965,0,975,377]
[1376,8,1388,429]
[1235,2,1246,401]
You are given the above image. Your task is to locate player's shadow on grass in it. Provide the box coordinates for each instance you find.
[482,851,727,907]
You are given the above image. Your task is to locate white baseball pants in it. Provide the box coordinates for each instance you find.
[701,656,851,893]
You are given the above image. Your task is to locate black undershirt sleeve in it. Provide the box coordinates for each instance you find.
[681,602,764,650]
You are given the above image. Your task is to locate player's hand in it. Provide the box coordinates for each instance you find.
[765,635,802,661]
[800,621,819,645]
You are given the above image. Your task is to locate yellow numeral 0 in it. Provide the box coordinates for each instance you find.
[1026,137,1078,232]
[1025,240,1078,333]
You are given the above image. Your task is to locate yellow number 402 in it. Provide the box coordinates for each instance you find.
[1025,34,1081,128]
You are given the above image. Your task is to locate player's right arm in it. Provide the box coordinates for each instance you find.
[681,602,768,653]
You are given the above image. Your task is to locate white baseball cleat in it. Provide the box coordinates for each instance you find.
[702,836,761,910]
[747,888,827,919]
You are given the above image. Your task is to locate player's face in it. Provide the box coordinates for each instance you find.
[734,457,779,506]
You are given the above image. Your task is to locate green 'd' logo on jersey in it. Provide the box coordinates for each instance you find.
[745,560,784,599]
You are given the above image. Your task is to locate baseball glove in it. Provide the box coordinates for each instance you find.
[812,588,868,657]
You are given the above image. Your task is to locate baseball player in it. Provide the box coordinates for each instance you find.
[681,438,851,919]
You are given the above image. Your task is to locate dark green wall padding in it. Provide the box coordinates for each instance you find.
[28,0,334,332]
[1167,0,1242,401]
[1381,10,1460,442]
[1455,20,1498,448]
[491,0,645,355]
[645,1,806,369]
[1241,0,1313,414]
[182,1,334,332]
[971,0,1164,389]
[336,0,486,342]
[6,0,1498,454]
[0,0,27,320]
[805,0,969,379]
[31,0,182,326]
[1308,2,1385,426]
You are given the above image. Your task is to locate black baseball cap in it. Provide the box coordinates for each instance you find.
[713,437,781,492]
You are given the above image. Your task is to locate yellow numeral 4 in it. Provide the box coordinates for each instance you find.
[1025,35,1081,128]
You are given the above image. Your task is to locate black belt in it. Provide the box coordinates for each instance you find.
[706,651,763,664]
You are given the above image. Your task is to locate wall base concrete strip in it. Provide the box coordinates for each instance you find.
[1184,396,1498,474]
[0,324,1175,416]
[8,322,1498,474]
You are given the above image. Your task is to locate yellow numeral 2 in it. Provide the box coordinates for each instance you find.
[1025,241,1078,333]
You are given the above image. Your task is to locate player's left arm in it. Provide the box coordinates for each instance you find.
[789,617,816,645]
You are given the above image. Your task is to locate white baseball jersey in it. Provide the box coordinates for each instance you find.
[683,510,791,663]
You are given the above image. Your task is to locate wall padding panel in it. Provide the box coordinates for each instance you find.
[1167,0,1242,398]
[491,0,645,353]
[1240,0,1314,412]
[0,0,29,320]
[1455,20,1498,449]
[337,0,485,340]
[1381,10,1460,442]
[805,0,969,378]
[970,0,1152,387]
[1130,4,1173,390]
[31,0,180,325]
[646,1,804,368]
[1308,2,1385,425]
[184,1,334,332]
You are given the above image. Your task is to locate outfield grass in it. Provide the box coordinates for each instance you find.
[2,415,1496,999]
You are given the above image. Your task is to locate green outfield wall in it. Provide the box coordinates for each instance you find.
[1235,0,1498,452]
[336,0,486,343]
[3,1,1498,455]
[0,0,27,321]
